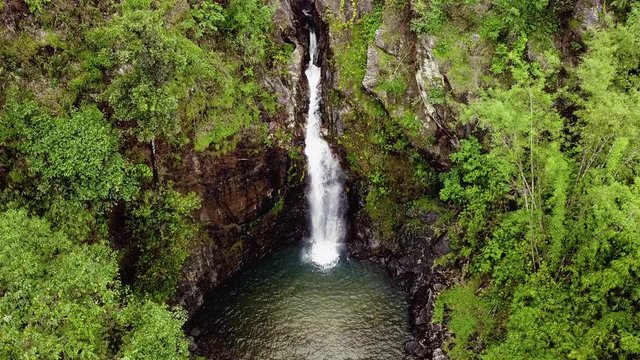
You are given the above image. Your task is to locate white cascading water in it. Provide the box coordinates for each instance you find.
[303,29,345,269]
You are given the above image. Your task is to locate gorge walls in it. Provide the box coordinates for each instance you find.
[171,0,335,316]
[173,1,457,357]
[172,1,457,358]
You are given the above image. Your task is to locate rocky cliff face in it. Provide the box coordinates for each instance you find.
[315,0,374,22]
[312,1,456,359]
[165,143,307,315]
[169,0,374,318]
[173,0,457,357]
[169,0,318,316]
[315,0,456,164]
[361,4,452,162]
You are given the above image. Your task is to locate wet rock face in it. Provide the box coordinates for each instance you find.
[195,149,286,225]
[348,210,451,359]
[264,45,303,129]
[415,35,445,124]
[574,0,603,34]
[362,9,432,126]
[161,142,307,315]
[166,0,318,316]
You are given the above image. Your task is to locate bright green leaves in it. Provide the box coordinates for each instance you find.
[191,1,225,38]
[572,181,640,282]
[433,280,495,360]
[574,5,640,186]
[491,33,546,82]
[460,81,568,271]
[435,4,640,359]
[0,101,147,209]
[491,0,552,36]
[412,0,560,94]
[190,0,274,62]
[190,53,264,152]
[128,186,201,302]
[0,1,286,357]
[117,300,189,360]
[477,212,529,289]
[0,210,188,359]
[440,138,511,252]
[89,3,204,142]
[26,105,143,202]
[465,81,563,147]
[23,0,51,13]
[483,274,572,360]
[224,0,275,63]
[0,210,117,358]
[0,100,147,242]
[188,0,284,151]
[543,143,570,270]
[575,31,618,95]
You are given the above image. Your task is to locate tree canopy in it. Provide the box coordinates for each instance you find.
[432,3,640,359]
[0,209,189,359]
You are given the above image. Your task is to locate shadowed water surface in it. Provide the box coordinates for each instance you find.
[190,245,410,360]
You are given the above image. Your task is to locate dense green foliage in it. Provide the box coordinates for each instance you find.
[0,99,148,241]
[1,100,145,204]
[88,2,204,142]
[429,2,640,359]
[0,0,286,356]
[2,0,640,358]
[129,186,201,302]
[0,209,188,359]
[412,0,561,95]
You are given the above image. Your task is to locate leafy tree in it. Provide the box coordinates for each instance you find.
[573,4,640,188]
[128,186,201,302]
[223,0,275,63]
[440,138,511,254]
[88,0,204,142]
[117,300,190,360]
[3,103,143,202]
[191,0,226,38]
[435,5,640,359]
[0,100,147,236]
[0,209,189,359]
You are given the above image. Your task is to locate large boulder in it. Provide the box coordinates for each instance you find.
[315,0,375,22]
[574,0,603,35]
[361,4,447,158]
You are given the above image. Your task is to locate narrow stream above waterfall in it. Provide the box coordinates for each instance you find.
[188,245,410,360]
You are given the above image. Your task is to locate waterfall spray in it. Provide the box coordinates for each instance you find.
[303,28,346,269]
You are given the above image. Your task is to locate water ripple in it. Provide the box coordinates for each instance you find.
[190,246,410,360]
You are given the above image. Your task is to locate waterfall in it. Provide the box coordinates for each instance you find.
[303,29,346,269]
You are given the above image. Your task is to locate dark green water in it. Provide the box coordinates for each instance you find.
[190,245,410,360]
